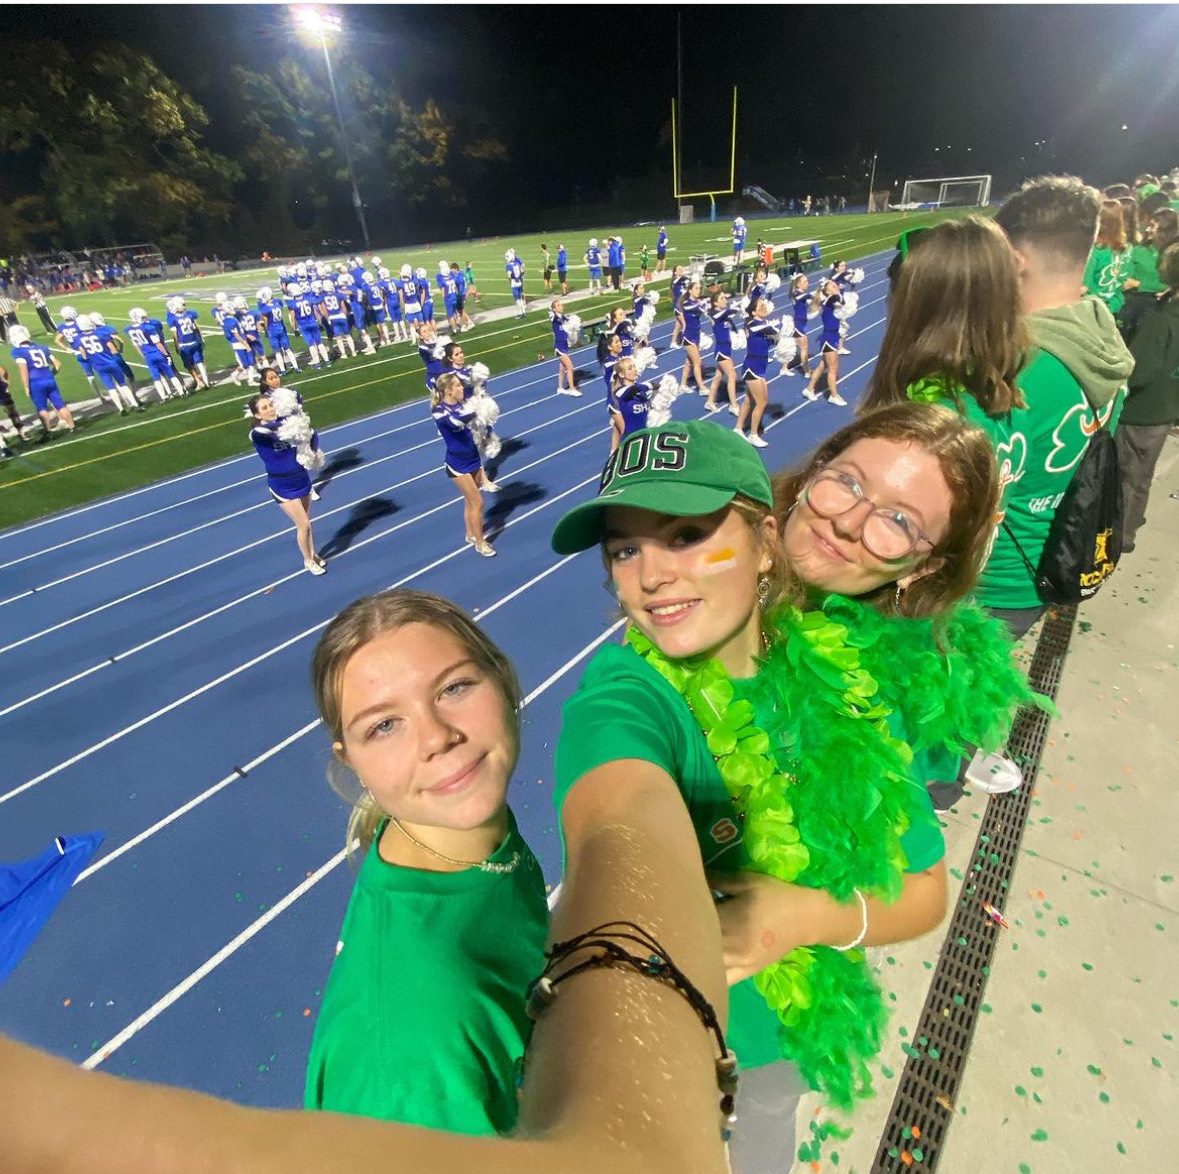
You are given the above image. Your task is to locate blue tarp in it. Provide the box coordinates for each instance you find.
[0,833,104,984]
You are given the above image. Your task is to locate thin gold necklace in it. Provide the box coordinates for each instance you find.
[389,816,521,875]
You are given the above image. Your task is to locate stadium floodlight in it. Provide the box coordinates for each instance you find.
[293,5,371,251]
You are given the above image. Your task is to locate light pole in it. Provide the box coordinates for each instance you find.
[866,152,878,211]
[296,5,371,252]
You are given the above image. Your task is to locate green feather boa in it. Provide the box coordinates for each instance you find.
[628,593,1046,1108]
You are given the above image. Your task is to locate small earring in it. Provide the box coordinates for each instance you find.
[894,582,905,611]
[757,574,771,606]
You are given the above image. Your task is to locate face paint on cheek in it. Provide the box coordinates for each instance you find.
[700,547,739,575]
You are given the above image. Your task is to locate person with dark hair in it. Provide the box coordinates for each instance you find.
[1122,207,1179,341]
[1117,241,1179,552]
[982,175,1134,638]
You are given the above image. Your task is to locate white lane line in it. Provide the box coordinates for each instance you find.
[0,247,894,545]
[0,453,604,807]
[0,396,602,661]
[81,588,627,1069]
[81,847,350,1069]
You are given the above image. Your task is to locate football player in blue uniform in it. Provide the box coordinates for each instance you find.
[8,325,77,435]
[126,308,185,401]
[166,297,209,389]
[505,249,526,317]
[656,226,669,272]
[256,287,298,373]
[319,279,357,359]
[732,216,748,263]
[287,282,332,369]
[585,238,604,294]
[54,306,100,398]
[438,261,461,333]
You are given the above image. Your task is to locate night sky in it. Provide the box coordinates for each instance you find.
[21,3,1179,205]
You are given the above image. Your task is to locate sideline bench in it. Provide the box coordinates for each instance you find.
[581,315,611,343]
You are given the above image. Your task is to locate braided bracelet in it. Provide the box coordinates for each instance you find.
[522,921,739,1137]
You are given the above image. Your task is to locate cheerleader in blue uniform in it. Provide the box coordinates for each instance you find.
[676,280,708,395]
[610,357,655,437]
[788,274,813,377]
[669,264,689,347]
[734,296,777,447]
[745,266,770,313]
[248,381,325,576]
[598,331,625,451]
[606,308,635,357]
[829,261,859,353]
[432,372,497,558]
[704,290,742,415]
[549,300,581,396]
[804,279,848,406]
[417,321,447,392]
[439,341,476,397]
[505,250,526,317]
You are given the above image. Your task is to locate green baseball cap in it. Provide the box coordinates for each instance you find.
[551,420,773,555]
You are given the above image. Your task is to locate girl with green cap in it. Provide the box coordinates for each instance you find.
[550,409,1041,1170]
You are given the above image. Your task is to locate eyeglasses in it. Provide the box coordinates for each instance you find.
[802,469,935,561]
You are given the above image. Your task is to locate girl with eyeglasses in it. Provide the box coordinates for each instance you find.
[550,406,1039,1171]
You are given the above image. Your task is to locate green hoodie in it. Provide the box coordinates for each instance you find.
[974,297,1135,610]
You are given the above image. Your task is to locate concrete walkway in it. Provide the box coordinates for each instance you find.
[789,434,1179,1172]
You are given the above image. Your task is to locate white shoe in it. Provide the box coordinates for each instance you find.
[838,347,851,356]
[728,403,740,416]
[828,393,848,406]
[481,479,501,493]
[802,386,820,401]
[474,541,496,558]
[704,402,722,413]
[310,487,321,501]
[732,426,745,437]
[558,387,583,397]
[304,559,326,576]
[782,366,798,376]
[747,434,769,448]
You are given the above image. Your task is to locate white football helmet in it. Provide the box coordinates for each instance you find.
[400,264,412,278]
[76,314,95,330]
[361,270,375,284]
[60,305,78,321]
[589,238,598,247]
[322,277,335,290]
[438,260,449,274]
[415,267,427,280]
[374,267,389,281]
[504,249,516,262]
[295,263,309,277]
[257,287,273,302]
[370,256,382,268]
[166,296,185,314]
[310,279,323,293]
[338,273,354,288]
[8,325,31,346]
[215,291,229,304]
[276,265,289,278]
[735,217,746,227]
[287,282,304,298]
[90,312,107,325]
[233,295,248,311]
[129,307,148,324]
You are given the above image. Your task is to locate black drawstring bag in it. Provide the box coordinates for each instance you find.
[1004,425,1123,605]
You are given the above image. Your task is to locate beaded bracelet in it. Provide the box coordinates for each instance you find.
[522,921,740,1137]
[833,888,869,952]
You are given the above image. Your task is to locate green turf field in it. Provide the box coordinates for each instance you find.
[0,209,971,526]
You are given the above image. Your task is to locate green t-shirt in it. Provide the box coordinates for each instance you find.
[1082,245,1130,315]
[304,810,548,1135]
[973,351,1123,609]
[553,642,945,1069]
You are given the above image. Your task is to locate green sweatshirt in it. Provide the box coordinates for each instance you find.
[1122,293,1179,425]
[1082,245,1131,315]
[974,297,1135,610]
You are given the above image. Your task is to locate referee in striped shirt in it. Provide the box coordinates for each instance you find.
[24,285,55,334]
[0,292,20,344]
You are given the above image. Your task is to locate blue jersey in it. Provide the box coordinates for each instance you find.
[320,290,348,321]
[222,314,247,346]
[551,312,571,352]
[607,240,621,268]
[820,292,842,337]
[616,381,653,435]
[792,290,810,332]
[679,295,707,339]
[123,323,169,360]
[710,305,741,352]
[732,224,747,248]
[347,288,366,321]
[75,328,114,366]
[672,276,690,307]
[658,230,669,252]
[10,342,58,387]
[57,321,84,355]
[212,305,232,327]
[585,245,602,268]
[288,294,322,328]
[608,317,635,356]
[557,247,568,271]
[437,272,459,302]
[745,316,779,363]
[169,309,202,347]
[257,300,287,335]
[416,278,433,306]
[418,341,446,389]
[452,270,467,297]
[432,399,480,473]
[506,259,524,288]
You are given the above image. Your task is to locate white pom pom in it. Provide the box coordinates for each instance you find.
[850,267,865,285]
[766,273,782,293]
[470,389,500,428]
[634,345,658,372]
[774,335,798,368]
[633,306,656,340]
[479,431,502,462]
[436,334,453,348]
[698,331,714,352]
[471,361,491,387]
[647,373,688,426]
[268,387,301,418]
[565,313,582,346]
[834,291,859,321]
[298,447,327,472]
[431,343,446,361]
[648,289,661,305]
[730,328,747,352]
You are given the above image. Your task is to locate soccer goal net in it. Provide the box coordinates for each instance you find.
[897,175,992,210]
